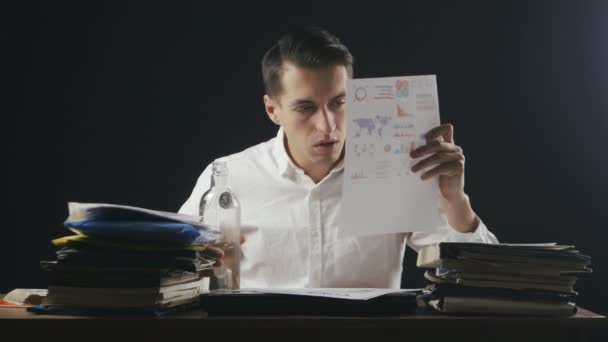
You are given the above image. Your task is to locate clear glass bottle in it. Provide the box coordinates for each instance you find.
[199,161,241,290]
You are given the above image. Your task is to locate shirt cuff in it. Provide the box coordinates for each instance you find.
[446,218,499,244]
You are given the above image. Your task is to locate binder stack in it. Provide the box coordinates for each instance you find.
[29,202,219,316]
[416,242,592,316]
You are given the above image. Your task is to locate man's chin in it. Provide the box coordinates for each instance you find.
[310,143,344,163]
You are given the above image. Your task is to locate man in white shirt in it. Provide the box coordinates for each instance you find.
[179,27,498,288]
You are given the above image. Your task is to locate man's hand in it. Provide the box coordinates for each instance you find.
[410,123,465,201]
[410,123,479,232]
[201,233,247,275]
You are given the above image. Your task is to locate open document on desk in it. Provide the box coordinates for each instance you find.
[211,288,422,300]
[200,288,423,316]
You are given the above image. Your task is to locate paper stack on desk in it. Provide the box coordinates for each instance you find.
[416,242,592,316]
[28,202,219,316]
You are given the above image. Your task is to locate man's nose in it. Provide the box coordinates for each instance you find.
[316,108,336,134]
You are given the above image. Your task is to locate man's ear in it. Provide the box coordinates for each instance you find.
[264,94,281,126]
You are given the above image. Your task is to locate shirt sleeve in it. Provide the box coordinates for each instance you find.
[406,212,499,253]
[178,163,213,216]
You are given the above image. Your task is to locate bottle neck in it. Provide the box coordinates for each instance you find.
[211,172,228,189]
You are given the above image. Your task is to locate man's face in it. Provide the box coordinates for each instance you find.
[264,63,347,175]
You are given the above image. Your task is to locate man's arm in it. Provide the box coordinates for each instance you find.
[178,163,213,215]
[440,194,479,232]
[408,213,498,252]
[406,122,498,252]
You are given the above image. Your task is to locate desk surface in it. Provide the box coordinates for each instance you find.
[1,304,606,342]
[0,304,605,320]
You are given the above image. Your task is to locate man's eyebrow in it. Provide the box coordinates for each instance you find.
[289,92,346,108]
[290,99,315,108]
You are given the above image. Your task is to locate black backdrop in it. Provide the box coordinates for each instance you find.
[6,1,608,314]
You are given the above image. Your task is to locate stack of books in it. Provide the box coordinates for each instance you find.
[29,202,219,316]
[416,242,592,316]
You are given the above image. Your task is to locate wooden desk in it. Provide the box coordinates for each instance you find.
[1,304,606,342]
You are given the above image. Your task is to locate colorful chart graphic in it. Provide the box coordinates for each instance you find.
[373,85,394,100]
[352,118,375,136]
[351,171,367,180]
[375,115,391,137]
[394,144,406,154]
[397,104,412,117]
[348,76,438,182]
[407,141,417,153]
[354,86,367,101]
[396,80,409,98]
[353,143,375,157]
[416,94,436,111]
[352,115,391,137]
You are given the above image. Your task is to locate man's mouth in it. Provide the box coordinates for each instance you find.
[315,139,338,147]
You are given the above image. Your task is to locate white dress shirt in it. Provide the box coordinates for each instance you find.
[179,128,498,289]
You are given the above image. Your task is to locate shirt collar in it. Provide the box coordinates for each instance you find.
[273,127,345,179]
[274,127,293,178]
[330,155,345,174]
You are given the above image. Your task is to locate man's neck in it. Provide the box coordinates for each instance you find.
[306,163,336,184]
[284,139,344,184]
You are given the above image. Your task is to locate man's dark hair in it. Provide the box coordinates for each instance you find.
[262,27,354,98]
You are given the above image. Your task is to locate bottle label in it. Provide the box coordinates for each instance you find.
[219,192,233,209]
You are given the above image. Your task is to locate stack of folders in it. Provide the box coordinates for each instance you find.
[28,202,219,316]
[416,242,592,316]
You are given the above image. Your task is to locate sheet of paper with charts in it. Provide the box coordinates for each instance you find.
[339,75,443,237]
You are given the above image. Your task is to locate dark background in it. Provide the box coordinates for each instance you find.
[5,1,607,314]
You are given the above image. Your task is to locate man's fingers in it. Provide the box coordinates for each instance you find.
[204,236,244,268]
[420,160,465,180]
[411,151,464,173]
[424,123,454,144]
[202,245,225,264]
[200,268,216,277]
[410,140,460,159]
[204,245,225,257]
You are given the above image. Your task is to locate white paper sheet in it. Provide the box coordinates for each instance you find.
[339,75,443,237]
[215,288,422,300]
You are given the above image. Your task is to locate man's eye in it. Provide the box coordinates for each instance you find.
[297,106,316,113]
[330,99,345,108]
